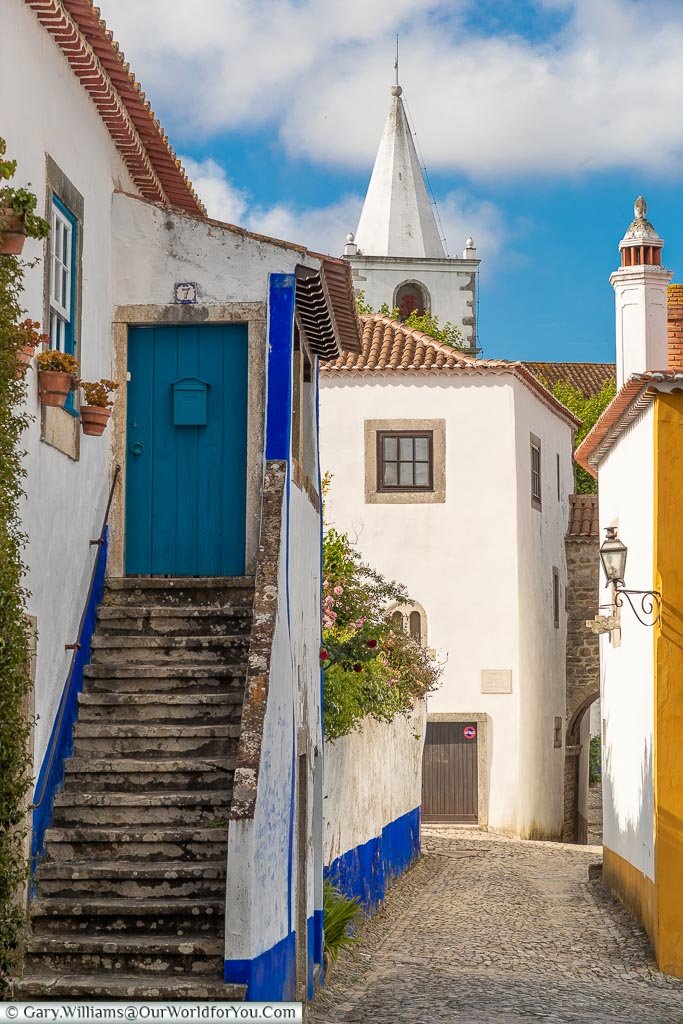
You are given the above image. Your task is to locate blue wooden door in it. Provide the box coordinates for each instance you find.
[126,324,248,576]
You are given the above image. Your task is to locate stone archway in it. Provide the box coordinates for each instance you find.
[564,495,600,843]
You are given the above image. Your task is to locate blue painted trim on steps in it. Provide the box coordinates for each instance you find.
[31,528,109,871]
[325,806,421,913]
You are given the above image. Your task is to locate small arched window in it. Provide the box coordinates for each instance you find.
[391,610,404,630]
[409,610,422,643]
[396,282,426,320]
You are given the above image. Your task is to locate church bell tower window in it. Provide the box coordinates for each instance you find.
[395,282,427,320]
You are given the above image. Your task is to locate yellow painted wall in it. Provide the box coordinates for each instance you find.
[654,392,683,978]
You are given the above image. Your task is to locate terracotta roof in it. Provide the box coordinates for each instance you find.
[567,494,599,539]
[575,370,683,478]
[321,315,581,428]
[25,0,204,215]
[524,362,616,397]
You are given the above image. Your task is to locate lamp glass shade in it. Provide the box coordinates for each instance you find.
[600,533,627,584]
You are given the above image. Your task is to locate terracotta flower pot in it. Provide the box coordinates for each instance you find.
[0,209,27,256]
[80,405,111,436]
[15,344,36,377]
[38,369,73,408]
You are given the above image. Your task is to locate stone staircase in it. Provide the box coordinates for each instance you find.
[17,577,254,1000]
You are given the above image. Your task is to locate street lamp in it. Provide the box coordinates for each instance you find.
[599,527,627,586]
[597,526,661,627]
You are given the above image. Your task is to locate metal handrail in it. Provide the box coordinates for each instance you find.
[30,464,121,811]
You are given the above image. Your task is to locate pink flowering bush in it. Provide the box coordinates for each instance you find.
[321,478,440,740]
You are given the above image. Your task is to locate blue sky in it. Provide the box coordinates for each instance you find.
[98,0,683,363]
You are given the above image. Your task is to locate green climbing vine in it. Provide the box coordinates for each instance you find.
[0,138,48,996]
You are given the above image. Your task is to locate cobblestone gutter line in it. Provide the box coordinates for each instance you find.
[307,828,683,1024]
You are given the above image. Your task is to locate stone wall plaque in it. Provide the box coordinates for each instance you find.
[481,669,512,694]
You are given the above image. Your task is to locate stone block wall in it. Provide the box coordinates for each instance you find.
[564,534,600,842]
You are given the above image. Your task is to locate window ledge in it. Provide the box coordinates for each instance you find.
[41,404,80,461]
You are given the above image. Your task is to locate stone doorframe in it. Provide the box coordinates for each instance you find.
[109,303,267,579]
[426,712,490,830]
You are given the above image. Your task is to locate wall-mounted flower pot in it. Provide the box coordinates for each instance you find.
[15,345,36,377]
[80,405,111,436]
[38,370,72,408]
[0,209,27,256]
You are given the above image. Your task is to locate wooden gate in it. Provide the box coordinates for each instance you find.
[422,720,478,823]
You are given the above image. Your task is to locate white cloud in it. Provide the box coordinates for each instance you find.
[98,0,683,178]
[180,155,363,256]
[180,157,507,269]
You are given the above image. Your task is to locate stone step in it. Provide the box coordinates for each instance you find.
[43,827,229,862]
[71,724,238,759]
[78,691,242,724]
[23,934,224,977]
[84,663,246,692]
[14,973,245,1000]
[52,791,231,828]
[97,605,253,638]
[29,898,224,936]
[90,634,250,665]
[35,861,226,900]
[104,576,254,609]
[64,756,235,792]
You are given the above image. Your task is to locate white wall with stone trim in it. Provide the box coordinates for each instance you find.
[320,370,574,837]
[597,406,655,880]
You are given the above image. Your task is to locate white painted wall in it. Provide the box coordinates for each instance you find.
[513,378,572,838]
[112,194,318,307]
[319,372,573,836]
[348,256,478,348]
[1,0,137,768]
[323,703,426,868]
[597,406,655,879]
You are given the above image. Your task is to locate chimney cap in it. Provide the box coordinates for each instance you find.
[619,195,663,251]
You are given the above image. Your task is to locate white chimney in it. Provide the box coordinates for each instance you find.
[610,197,672,388]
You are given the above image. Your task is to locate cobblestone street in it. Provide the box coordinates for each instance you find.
[308,828,683,1024]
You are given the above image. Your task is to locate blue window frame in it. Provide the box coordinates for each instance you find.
[49,195,78,414]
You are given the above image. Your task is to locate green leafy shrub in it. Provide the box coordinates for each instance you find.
[0,139,49,243]
[0,138,37,995]
[542,378,616,495]
[589,735,602,786]
[323,878,362,963]
[321,477,441,740]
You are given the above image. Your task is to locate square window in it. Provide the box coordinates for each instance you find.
[377,431,433,493]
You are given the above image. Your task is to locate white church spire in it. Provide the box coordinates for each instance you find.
[354,84,445,259]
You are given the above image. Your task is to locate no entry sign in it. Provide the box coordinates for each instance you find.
[463,725,477,740]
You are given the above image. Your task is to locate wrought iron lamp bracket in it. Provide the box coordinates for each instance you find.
[602,586,662,627]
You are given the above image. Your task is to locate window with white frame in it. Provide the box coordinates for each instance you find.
[49,198,76,354]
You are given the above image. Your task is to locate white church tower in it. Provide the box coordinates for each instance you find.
[343,82,480,354]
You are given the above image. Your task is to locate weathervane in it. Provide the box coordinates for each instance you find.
[395,35,399,87]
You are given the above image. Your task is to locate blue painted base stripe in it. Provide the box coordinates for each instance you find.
[224,930,295,1000]
[31,530,109,871]
[224,912,322,1001]
[325,806,421,913]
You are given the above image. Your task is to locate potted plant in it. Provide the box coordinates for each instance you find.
[0,139,50,256]
[36,350,79,408]
[79,378,118,435]
[13,319,48,376]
